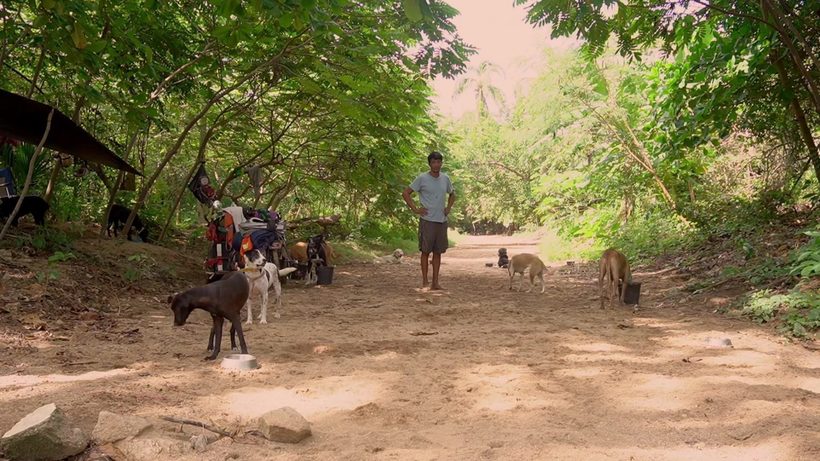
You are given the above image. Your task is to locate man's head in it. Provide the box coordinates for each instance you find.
[427,151,443,174]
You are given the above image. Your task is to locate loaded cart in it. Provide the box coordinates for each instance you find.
[204,206,294,281]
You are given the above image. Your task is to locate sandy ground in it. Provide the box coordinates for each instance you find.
[1,234,819,460]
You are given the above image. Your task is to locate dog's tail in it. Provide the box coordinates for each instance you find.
[279,267,297,277]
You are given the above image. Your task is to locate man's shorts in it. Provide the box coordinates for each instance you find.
[418,219,448,254]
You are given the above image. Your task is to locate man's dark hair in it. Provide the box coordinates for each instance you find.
[427,151,444,164]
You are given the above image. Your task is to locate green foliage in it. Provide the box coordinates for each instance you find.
[743,290,792,323]
[1,144,51,193]
[782,305,820,338]
[791,230,820,278]
[607,211,700,264]
[536,227,584,263]
[34,250,76,284]
[737,231,820,337]
[123,253,153,283]
[12,227,74,254]
[743,290,820,338]
[48,251,76,264]
[0,0,473,243]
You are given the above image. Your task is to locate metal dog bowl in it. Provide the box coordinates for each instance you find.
[220,354,258,371]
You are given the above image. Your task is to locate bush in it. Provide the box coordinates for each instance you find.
[742,289,820,338]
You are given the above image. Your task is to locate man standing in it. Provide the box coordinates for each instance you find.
[402,151,456,291]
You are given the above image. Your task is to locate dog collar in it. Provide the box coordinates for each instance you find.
[239,267,263,273]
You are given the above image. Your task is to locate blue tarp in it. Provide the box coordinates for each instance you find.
[0,168,15,199]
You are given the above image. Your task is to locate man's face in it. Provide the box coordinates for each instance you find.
[429,158,443,173]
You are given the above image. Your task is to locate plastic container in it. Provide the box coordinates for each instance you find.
[316,266,334,285]
[623,282,641,305]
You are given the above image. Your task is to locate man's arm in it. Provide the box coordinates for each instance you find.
[403,187,427,216]
[445,192,456,216]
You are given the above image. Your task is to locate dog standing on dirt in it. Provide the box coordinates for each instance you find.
[290,234,335,284]
[508,253,547,293]
[599,248,632,309]
[107,204,149,242]
[0,196,49,226]
[167,271,250,360]
[242,249,297,324]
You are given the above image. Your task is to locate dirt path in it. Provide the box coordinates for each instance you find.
[1,234,819,460]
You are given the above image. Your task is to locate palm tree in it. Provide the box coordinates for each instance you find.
[454,61,506,118]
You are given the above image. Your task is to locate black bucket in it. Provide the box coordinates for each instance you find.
[316,266,334,285]
[623,282,641,305]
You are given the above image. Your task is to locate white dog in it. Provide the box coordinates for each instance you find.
[242,249,297,324]
[373,248,404,264]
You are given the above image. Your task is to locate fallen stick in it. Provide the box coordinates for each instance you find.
[160,416,233,438]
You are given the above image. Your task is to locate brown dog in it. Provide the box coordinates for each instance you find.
[508,253,546,293]
[599,248,631,309]
[289,236,335,285]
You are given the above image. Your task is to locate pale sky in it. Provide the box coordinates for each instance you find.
[431,0,578,119]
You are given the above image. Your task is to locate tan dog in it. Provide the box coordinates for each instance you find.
[288,241,308,263]
[599,248,631,309]
[288,241,336,265]
[288,237,335,285]
[508,253,546,293]
[374,248,404,264]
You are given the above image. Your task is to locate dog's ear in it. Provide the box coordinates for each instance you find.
[166,294,175,304]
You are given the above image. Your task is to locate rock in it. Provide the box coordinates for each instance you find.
[252,407,311,443]
[705,337,733,348]
[189,434,208,453]
[0,403,88,461]
[91,411,152,444]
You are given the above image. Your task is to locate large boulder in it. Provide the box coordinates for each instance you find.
[91,411,152,444]
[252,407,311,443]
[0,403,88,461]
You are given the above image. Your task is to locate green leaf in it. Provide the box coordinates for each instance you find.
[86,40,107,53]
[280,12,293,28]
[403,0,424,22]
[71,23,88,49]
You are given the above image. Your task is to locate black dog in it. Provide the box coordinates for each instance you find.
[107,204,149,242]
[498,248,509,268]
[307,234,330,267]
[167,271,250,361]
[0,196,49,226]
[305,234,333,283]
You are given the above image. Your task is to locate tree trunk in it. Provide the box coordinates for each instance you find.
[44,95,87,204]
[100,131,139,237]
[25,44,45,98]
[591,107,678,210]
[771,49,820,185]
[158,122,216,241]
[121,68,275,237]
[760,0,820,116]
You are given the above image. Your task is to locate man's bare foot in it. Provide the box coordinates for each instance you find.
[431,284,443,291]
